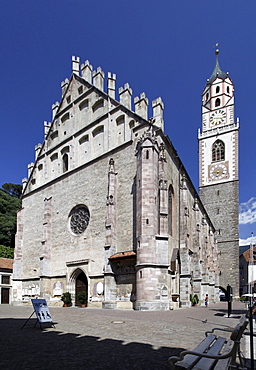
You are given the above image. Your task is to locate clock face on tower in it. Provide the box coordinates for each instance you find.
[209,162,228,181]
[209,110,226,126]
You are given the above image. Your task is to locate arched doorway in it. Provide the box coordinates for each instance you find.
[75,271,88,306]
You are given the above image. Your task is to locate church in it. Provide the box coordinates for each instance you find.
[12,50,239,309]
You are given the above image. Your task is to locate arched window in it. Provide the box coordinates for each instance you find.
[92,99,104,112]
[79,135,89,144]
[215,98,220,107]
[216,86,220,94]
[116,114,125,126]
[79,99,88,111]
[129,120,135,129]
[61,112,70,123]
[63,153,68,172]
[92,125,104,137]
[212,140,225,162]
[168,185,174,236]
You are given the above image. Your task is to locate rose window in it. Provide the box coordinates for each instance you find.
[69,205,90,235]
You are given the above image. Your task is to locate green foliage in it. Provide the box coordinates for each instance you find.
[61,292,72,306]
[77,291,87,304]
[2,183,23,199]
[0,184,22,248]
[0,245,14,258]
[194,294,199,304]
[190,294,199,306]
[240,296,247,302]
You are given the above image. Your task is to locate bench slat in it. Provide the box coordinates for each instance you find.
[168,317,249,370]
[213,340,235,370]
[174,335,216,369]
[193,337,226,370]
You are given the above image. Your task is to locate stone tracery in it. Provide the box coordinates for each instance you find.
[70,206,90,235]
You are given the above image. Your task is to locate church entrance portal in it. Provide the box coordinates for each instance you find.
[75,271,88,306]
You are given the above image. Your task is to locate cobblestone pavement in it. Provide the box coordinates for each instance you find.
[0,302,254,369]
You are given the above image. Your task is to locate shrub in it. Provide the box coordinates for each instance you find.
[194,294,199,304]
[61,292,72,306]
[190,294,199,306]
[77,291,87,305]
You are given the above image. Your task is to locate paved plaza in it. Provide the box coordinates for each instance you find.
[0,301,254,369]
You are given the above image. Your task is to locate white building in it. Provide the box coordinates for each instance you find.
[239,245,256,296]
[0,258,13,304]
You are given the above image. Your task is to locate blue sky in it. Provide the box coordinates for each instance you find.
[0,1,255,244]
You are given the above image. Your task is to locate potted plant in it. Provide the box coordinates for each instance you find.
[61,292,72,307]
[190,294,199,306]
[194,294,199,305]
[77,291,87,307]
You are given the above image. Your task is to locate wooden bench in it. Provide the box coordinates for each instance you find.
[168,316,248,370]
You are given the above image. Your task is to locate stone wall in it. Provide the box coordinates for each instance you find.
[200,180,239,297]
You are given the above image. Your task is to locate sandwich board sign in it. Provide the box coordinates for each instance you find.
[21,299,54,330]
[31,299,52,323]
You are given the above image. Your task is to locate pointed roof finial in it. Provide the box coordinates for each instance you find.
[208,45,228,83]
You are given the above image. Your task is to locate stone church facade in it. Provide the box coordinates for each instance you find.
[13,56,221,310]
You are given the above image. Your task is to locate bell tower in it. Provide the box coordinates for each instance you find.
[198,49,239,297]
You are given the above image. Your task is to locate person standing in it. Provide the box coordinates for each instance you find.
[205,294,209,308]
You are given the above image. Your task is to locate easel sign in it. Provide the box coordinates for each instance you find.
[21,299,55,330]
[31,299,52,323]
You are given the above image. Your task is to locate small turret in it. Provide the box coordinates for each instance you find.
[119,83,132,110]
[44,121,51,139]
[52,102,59,120]
[72,56,80,76]
[35,144,42,160]
[22,178,28,190]
[93,67,105,91]
[134,93,148,120]
[152,97,164,130]
[108,72,116,99]
[81,60,93,83]
[61,78,69,97]
[27,163,34,178]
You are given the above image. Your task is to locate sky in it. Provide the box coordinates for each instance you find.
[0,0,255,245]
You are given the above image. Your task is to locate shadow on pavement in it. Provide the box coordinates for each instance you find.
[210,307,247,316]
[0,318,184,369]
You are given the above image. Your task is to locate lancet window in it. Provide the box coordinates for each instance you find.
[212,140,225,162]
[168,185,174,236]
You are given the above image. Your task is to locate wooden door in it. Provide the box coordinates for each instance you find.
[1,288,10,304]
[75,272,88,306]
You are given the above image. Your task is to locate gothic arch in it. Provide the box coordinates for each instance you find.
[212,140,225,162]
[69,268,88,306]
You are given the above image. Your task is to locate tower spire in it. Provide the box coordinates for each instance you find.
[208,48,228,83]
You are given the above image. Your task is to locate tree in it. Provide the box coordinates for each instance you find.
[0,184,22,249]
[2,183,23,199]
[0,245,14,258]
